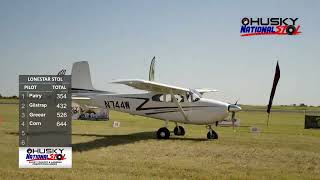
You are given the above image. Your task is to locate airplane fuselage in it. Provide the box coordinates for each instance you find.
[90,93,230,125]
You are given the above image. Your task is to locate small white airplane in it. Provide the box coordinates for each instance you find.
[72,59,241,140]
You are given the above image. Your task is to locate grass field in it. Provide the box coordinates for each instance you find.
[1,104,320,179]
[0,98,18,104]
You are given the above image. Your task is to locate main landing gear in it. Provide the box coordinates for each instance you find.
[157,120,171,139]
[173,122,185,136]
[207,125,218,140]
[156,127,170,139]
[157,121,186,139]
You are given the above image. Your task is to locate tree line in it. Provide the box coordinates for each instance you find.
[0,94,18,99]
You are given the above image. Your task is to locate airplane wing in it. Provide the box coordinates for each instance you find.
[112,79,189,94]
[194,88,218,95]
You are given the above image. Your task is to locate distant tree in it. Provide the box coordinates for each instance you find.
[292,104,296,107]
[0,95,18,99]
[299,103,306,107]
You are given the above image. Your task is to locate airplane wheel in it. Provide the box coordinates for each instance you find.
[157,127,170,139]
[173,126,185,136]
[207,130,218,140]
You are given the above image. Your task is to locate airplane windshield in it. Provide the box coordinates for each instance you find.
[192,93,200,102]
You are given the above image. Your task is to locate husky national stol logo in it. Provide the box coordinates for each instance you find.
[240,17,302,36]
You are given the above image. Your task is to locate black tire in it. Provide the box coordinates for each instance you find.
[286,25,296,35]
[173,126,185,136]
[207,130,218,140]
[157,127,170,139]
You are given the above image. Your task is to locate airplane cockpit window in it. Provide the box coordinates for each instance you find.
[187,91,200,102]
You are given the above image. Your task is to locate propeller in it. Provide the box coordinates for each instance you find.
[235,99,239,105]
[228,99,241,130]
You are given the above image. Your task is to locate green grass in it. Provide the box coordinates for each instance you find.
[0,98,18,104]
[0,104,320,179]
[241,104,320,111]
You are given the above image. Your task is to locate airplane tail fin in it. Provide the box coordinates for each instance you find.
[71,61,95,91]
[149,56,155,81]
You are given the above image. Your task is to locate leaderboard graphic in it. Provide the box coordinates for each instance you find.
[19,75,72,168]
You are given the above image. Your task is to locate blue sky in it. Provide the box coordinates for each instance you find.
[0,0,319,105]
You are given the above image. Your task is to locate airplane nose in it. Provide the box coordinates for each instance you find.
[228,104,242,112]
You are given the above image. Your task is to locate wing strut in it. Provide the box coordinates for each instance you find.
[170,90,189,121]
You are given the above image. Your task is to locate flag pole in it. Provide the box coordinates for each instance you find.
[266,61,280,128]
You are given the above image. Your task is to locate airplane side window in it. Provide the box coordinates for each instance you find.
[155,94,184,103]
[179,94,184,102]
[152,94,171,102]
[186,91,200,102]
[152,94,163,102]
[159,95,164,102]
[166,94,172,102]
[174,94,184,102]
[186,92,191,102]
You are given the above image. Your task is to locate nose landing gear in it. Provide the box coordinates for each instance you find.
[207,125,218,140]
